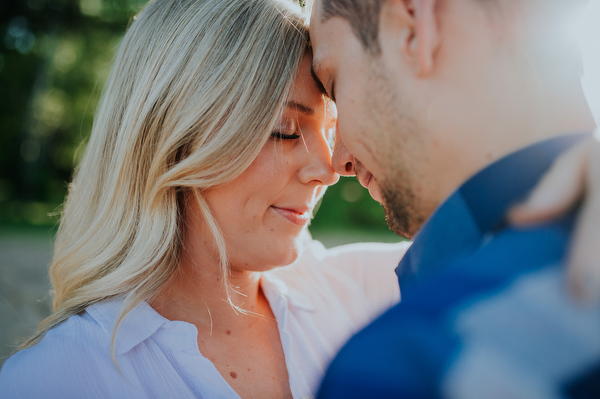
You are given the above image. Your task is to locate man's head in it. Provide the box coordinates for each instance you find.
[310,0,594,238]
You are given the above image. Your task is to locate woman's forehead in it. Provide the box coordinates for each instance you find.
[287,55,328,118]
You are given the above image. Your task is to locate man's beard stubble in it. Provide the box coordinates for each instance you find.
[366,59,431,239]
[381,180,428,239]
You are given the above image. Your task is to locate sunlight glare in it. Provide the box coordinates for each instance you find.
[580,0,600,126]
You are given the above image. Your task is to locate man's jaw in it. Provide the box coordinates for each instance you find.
[357,169,416,238]
[353,161,424,238]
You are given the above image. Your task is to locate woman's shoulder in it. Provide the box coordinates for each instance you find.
[0,308,121,398]
[4,311,108,364]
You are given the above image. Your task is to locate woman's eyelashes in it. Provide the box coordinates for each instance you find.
[271,131,301,140]
[271,118,301,140]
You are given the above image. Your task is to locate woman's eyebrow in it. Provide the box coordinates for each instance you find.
[285,101,315,116]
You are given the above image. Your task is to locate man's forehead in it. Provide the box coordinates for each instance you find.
[309,1,339,65]
[309,0,323,25]
[311,45,324,73]
[308,1,327,73]
[310,57,330,99]
[310,38,329,86]
[309,0,324,46]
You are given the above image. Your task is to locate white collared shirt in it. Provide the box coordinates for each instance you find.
[0,240,408,398]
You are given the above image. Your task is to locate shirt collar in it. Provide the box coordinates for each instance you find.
[261,239,327,312]
[396,133,591,290]
[86,264,319,356]
[87,267,317,356]
[86,298,172,355]
[261,270,316,312]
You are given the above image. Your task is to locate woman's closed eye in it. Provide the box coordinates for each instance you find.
[271,131,301,140]
[271,118,301,141]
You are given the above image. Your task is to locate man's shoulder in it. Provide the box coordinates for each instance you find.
[318,292,458,398]
[462,213,574,273]
[319,214,600,398]
[427,214,575,306]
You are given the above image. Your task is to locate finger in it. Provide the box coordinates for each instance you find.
[508,139,590,225]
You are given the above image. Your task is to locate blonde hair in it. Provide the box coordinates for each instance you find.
[23,0,309,350]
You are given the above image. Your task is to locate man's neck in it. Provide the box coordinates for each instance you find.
[460,73,594,205]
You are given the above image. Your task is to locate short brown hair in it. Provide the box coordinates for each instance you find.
[320,0,386,54]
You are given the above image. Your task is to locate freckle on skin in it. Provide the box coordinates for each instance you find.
[230,372,237,379]
[247,368,251,372]
[226,330,231,335]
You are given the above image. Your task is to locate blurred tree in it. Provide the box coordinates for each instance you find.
[0,0,146,224]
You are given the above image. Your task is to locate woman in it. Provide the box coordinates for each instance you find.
[0,0,407,397]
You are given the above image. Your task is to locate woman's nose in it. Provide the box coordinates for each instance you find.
[331,129,356,176]
[298,130,339,187]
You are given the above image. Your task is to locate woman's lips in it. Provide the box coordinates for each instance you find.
[271,206,311,226]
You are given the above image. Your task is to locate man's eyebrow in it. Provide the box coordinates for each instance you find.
[311,63,330,99]
[285,101,315,116]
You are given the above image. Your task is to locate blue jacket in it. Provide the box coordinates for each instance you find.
[318,134,600,399]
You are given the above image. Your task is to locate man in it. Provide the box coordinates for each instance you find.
[310,0,600,397]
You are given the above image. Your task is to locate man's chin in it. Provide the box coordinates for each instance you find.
[383,201,415,239]
[381,186,427,240]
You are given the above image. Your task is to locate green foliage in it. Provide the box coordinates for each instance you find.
[310,177,399,240]
[0,0,146,225]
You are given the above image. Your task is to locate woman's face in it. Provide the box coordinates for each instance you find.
[199,54,339,271]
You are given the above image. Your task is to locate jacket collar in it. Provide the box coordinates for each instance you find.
[396,133,590,291]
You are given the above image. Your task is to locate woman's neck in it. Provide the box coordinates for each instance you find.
[150,239,292,399]
[150,239,270,334]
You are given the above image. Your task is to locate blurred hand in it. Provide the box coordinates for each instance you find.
[508,135,600,303]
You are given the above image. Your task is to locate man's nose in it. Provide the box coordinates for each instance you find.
[331,129,355,176]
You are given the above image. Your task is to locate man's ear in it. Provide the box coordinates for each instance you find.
[414,0,439,77]
[383,0,439,77]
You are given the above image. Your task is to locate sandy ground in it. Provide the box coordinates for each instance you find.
[0,227,401,369]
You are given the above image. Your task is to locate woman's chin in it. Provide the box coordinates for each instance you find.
[267,247,301,269]
[231,233,306,272]
[261,241,303,270]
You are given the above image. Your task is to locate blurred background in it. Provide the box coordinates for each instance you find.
[1,0,599,367]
